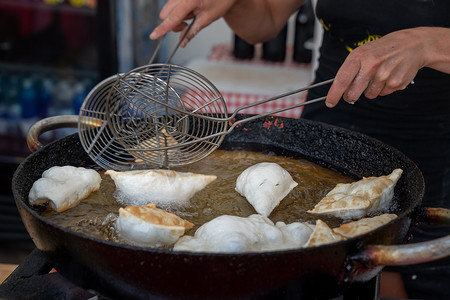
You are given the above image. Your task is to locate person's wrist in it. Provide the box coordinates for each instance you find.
[418,27,450,72]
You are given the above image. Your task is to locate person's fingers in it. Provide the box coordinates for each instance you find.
[172,22,187,33]
[342,71,371,103]
[151,15,185,40]
[362,64,390,99]
[325,57,361,107]
[150,0,198,40]
[379,79,409,96]
[179,12,217,47]
[179,22,200,47]
[159,0,179,19]
[378,64,417,96]
[364,80,386,99]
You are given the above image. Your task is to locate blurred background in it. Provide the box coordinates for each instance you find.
[0,0,318,269]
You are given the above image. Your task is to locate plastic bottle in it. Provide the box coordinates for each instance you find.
[293,0,315,63]
[19,77,41,140]
[20,77,38,119]
[38,77,53,119]
[0,71,7,135]
[5,74,21,110]
[8,102,22,151]
[5,74,22,129]
[1,74,22,152]
[262,25,288,62]
[72,81,88,114]
[51,78,75,116]
[233,34,254,60]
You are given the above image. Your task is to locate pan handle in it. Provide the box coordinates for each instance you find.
[27,115,80,152]
[351,207,450,266]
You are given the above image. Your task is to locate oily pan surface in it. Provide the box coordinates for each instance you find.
[38,149,355,247]
[13,116,424,242]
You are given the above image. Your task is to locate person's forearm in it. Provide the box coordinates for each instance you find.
[421,27,450,74]
[224,0,303,44]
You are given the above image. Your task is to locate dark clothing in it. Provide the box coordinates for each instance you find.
[301,1,450,299]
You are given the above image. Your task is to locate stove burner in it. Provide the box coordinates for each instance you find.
[1,249,382,300]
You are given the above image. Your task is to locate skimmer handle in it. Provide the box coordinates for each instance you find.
[148,17,196,65]
[228,78,334,126]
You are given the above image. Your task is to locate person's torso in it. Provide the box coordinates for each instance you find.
[309,0,450,115]
[316,0,450,52]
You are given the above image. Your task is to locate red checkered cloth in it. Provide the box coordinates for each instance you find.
[221,92,307,118]
[204,43,312,119]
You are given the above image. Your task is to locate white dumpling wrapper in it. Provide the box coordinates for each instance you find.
[173,214,314,253]
[235,162,298,216]
[276,221,316,247]
[106,169,217,207]
[307,169,403,220]
[117,203,193,247]
[28,166,102,212]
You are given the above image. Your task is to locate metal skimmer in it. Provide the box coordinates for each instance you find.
[104,70,332,169]
[78,19,333,170]
[78,20,199,171]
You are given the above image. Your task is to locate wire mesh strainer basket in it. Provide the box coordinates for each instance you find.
[78,64,229,170]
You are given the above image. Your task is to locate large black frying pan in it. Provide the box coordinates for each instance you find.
[12,114,450,299]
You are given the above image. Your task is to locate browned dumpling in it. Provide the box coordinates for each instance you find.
[333,214,397,238]
[307,169,403,220]
[117,203,194,247]
[134,129,179,164]
[142,128,178,148]
[305,220,346,247]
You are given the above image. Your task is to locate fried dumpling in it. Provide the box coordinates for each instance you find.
[141,129,178,149]
[307,169,403,220]
[134,129,179,164]
[305,219,346,247]
[106,169,217,207]
[28,166,102,213]
[235,162,298,217]
[333,214,397,238]
[174,214,314,253]
[116,203,193,247]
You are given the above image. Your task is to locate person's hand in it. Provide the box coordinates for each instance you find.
[149,0,304,48]
[150,0,237,47]
[325,27,431,107]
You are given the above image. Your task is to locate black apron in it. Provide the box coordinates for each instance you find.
[301,1,450,299]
